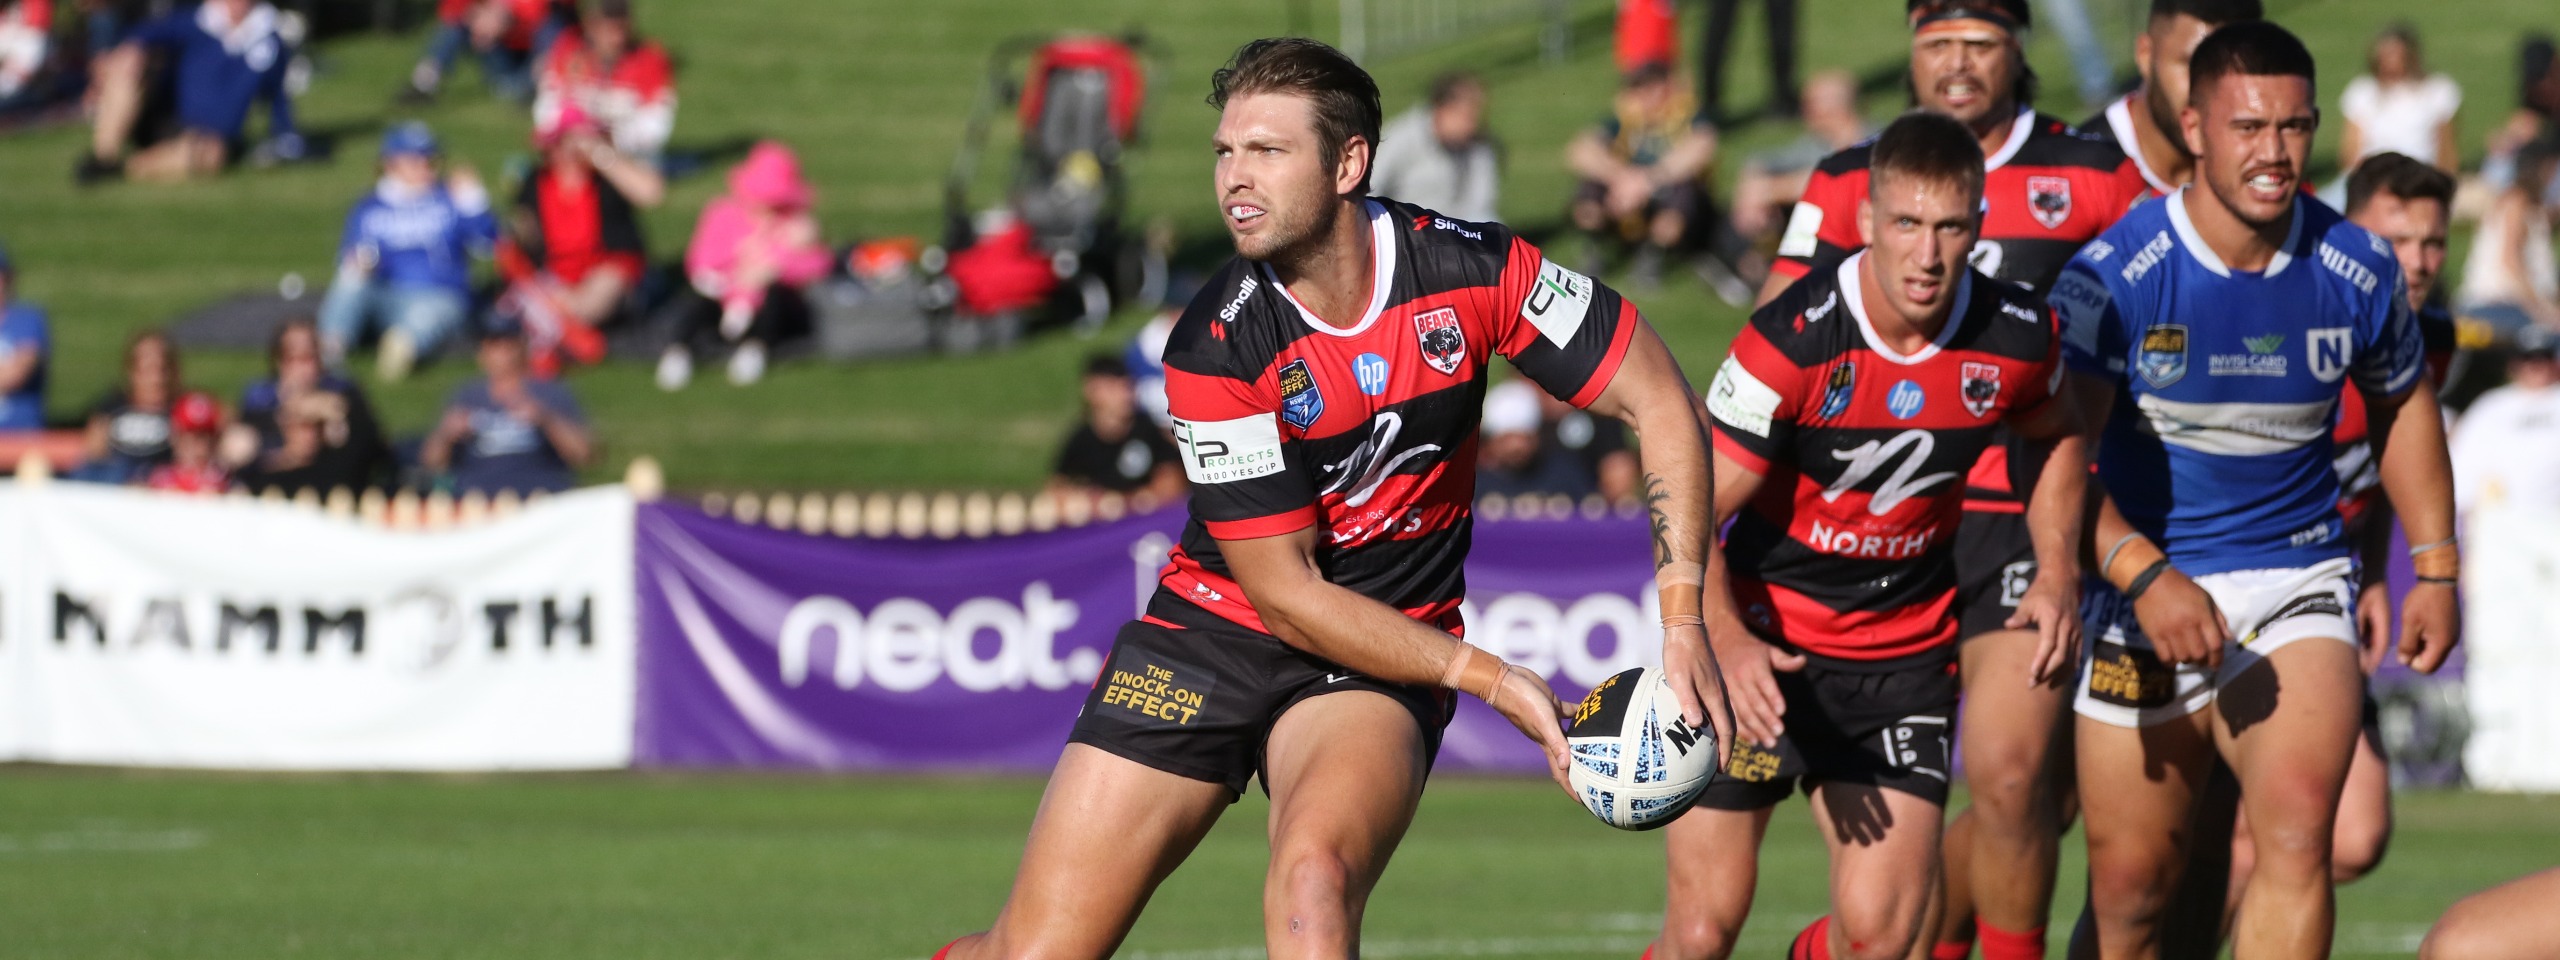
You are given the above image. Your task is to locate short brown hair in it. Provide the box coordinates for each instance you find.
[1869,112,1986,206]
[2345,151,2454,216]
[1208,38,1383,194]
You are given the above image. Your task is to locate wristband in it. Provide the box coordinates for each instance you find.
[2100,532,2144,582]
[2415,575,2460,587]
[2408,536,2458,558]
[2122,558,2174,603]
[1660,614,1704,629]
[1440,642,1508,708]
[1657,561,1706,620]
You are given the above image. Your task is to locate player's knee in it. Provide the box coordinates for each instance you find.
[1966,757,2050,829]
[2419,903,2497,960]
[1270,847,1359,922]
[1656,916,1741,960]
[2084,836,2179,918]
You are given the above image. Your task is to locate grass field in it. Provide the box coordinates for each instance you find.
[0,0,2542,491]
[0,768,2554,958]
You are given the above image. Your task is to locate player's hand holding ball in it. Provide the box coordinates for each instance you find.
[1561,666,1718,830]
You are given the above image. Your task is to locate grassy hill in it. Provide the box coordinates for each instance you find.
[0,0,2537,492]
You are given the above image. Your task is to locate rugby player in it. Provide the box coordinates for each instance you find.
[932,38,1735,960]
[2158,150,2463,960]
[1759,5,2147,958]
[1650,112,2088,960]
[2086,0,2267,201]
[2051,22,2459,960]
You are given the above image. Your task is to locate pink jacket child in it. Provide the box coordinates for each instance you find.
[686,141,829,339]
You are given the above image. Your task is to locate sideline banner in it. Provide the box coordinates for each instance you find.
[632,503,1665,773]
[1,485,637,770]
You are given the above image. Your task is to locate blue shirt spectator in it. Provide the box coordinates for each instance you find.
[124,1,295,145]
[0,245,46,430]
[318,122,496,379]
[421,320,595,494]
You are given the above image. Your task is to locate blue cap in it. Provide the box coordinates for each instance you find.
[480,311,526,340]
[2518,324,2558,358]
[380,121,441,160]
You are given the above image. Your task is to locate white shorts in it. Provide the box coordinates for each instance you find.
[2074,558,2359,728]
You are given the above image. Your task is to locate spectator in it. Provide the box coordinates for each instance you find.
[1614,0,1676,76]
[655,141,827,390]
[75,329,177,483]
[0,0,52,113]
[1122,308,1175,429]
[2457,139,2559,337]
[1698,0,1798,122]
[495,104,655,377]
[1567,62,1718,290]
[318,122,498,382]
[401,0,558,104]
[532,0,674,163]
[1371,70,1500,223]
[144,390,227,493]
[2339,23,2461,175]
[420,316,595,495]
[2482,36,2559,195]
[1729,69,1872,244]
[1047,354,1181,507]
[1475,379,1595,499]
[0,243,49,432]
[74,0,298,184]
[230,317,391,495]
[2451,327,2560,519]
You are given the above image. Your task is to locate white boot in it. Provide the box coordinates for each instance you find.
[725,340,767,386]
[655,345,693,391]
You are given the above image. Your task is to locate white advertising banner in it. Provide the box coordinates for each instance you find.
[2462,505,2560,791]
[1,484,637,770]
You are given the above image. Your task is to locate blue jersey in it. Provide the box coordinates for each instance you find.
[127,3,294,143]
[2054,188,2424,576]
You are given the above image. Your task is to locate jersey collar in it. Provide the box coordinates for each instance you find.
[1983,104,2035,171]
[1261,199,1398,338]
[1838,250,1971,365]
[2165,184,2303,279]
[2105,95,2177,196]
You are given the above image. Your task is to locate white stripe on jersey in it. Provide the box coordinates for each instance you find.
[2134,394,2336,456]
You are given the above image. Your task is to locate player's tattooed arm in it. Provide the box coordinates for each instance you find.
[1644,472,1674,569]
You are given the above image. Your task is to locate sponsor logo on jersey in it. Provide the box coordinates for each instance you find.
[1523,259,1596,347]
[1172,413,1286,484]
[1412,214,1484,240]
[1822,428,1959,516]
[2210,332,2289,377]
[1804,290,1840,323]
[2317,243,2379,295]
[1707,355,1784,438]
[1096,651,1214,726]
[1816,361,1857,420]
[2027,175,2072,229]
[1887,380,1926,419]
[1276,359,1325,430]
[2138,324,2188,387]
[1351,353,1390,396]
[1218,275,1258,321]
[1961,362,2001,417]
[1806,518,1934,559]
[1969,239,2005,278]
[1999,301,2040,324]
[2084,238,2117,262]
[1777,203,1823,258]
[2086,639,2176,708]
[1414,306,1467,375]
[2307,327,2353,383]
[1319,412,1445,509]
[1998,560,2035,607]
[2121,231,2173,284]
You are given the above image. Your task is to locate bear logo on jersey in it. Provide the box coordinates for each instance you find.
[1816,361,1857,420]
[2028,176,2072,230]
[1414,307,1467,376]
[2139,324,2189,387]
[1277,359,1325,430]
[1961,362,2002,418]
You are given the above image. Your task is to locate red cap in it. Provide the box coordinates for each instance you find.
[171,392,222,433]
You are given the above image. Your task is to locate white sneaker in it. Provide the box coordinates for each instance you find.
[655,346,693,391]
[377,328,417,383]
[726,340,767,386]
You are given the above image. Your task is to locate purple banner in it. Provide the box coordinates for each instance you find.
[632,502,1661,773]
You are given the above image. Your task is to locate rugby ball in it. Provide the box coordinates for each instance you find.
[1563,666,1717,830]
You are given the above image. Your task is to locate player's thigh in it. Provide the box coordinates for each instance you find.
[1661,803,1776,958]
[1959,628,2071,815]
[1812,783,1945,953]
[2212,638,2362,864]
[2075,711,2215,910]
[978,743,1233,960]
[2330,721,2393,880]
[2421,867,2560,960]
[1261,689,1434,905]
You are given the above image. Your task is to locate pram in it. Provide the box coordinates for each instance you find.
[936,31,1167,348]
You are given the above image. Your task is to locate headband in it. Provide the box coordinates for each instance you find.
[1911,6,2019,35]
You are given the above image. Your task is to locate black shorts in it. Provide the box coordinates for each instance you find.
[1954,509,2038,640]
[1066,619,1453,796]
[1695,654,1961,810]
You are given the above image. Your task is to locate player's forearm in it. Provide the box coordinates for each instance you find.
[1253,576,1476,688]
[2372,387,2459,573]
[2023,433,2089,582]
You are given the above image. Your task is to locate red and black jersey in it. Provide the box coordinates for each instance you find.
[2087,95,2181,200]
[2333,301,2458,530]
[1774,106,2152,295]
[1152,199,1640,636]
[1707,253,2065,663]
